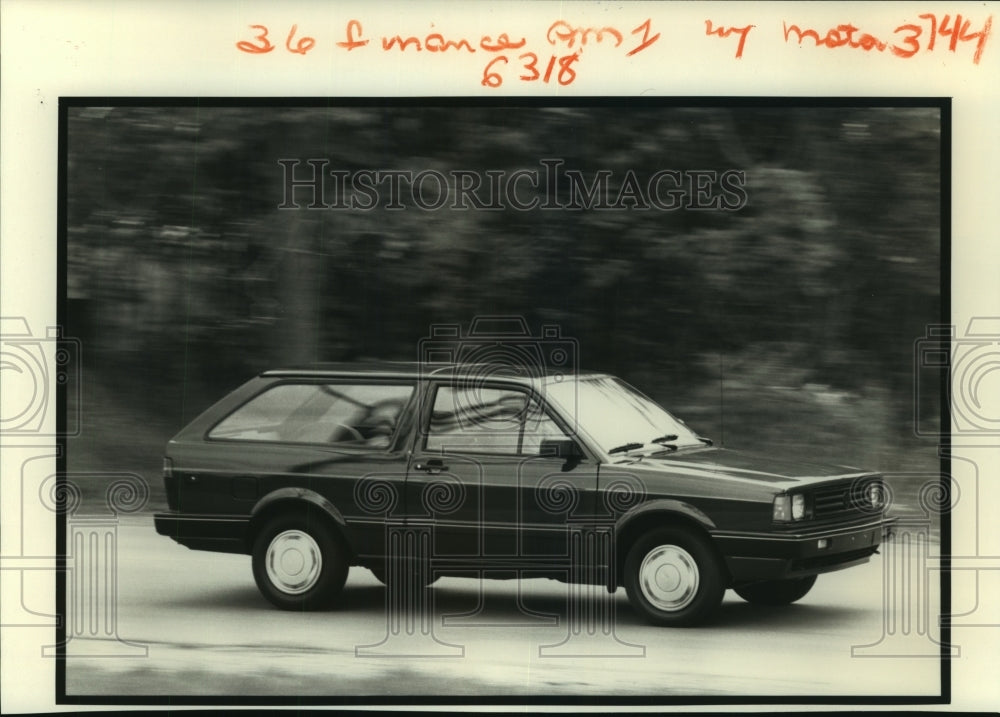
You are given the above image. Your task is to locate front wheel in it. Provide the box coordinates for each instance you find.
[252,513,348,610]
[624,527,725,627]
[734,575,817,605]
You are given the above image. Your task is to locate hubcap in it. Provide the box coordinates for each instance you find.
[638,544,699,612]
[265,530,322,595]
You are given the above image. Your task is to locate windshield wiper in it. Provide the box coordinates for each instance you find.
[651,434,679,452]
[608,442,645,455]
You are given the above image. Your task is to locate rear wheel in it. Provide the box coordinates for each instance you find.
[252,513,348,610]
[734,575,817,605]
[624,527,725,627]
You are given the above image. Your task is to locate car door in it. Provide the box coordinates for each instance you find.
[405,380,598,572]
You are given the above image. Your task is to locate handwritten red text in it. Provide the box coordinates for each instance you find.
[705,19,754,59]
[783,13,992,64]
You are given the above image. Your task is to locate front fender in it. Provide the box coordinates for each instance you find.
[615,498,717,534]
[606,499,719,592]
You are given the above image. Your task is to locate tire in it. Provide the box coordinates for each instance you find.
[624,527,725,627]
[734,575,817,605]
[252,512,348,610]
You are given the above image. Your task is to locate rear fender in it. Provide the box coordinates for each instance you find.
[248,487,353,552]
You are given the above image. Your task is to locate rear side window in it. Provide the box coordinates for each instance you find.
[208,382,414,447]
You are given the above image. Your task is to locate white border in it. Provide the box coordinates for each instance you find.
[2,1,998,712]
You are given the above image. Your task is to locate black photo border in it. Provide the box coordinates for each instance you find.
[56,95,952,708]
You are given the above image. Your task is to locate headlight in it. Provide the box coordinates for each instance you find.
[867,483,885,510]
[774,493,809,522]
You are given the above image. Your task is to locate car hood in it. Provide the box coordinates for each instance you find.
[634,447,875,487]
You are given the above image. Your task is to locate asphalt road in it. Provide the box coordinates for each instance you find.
[62,515,944,699]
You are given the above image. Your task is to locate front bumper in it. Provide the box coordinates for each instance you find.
[154,511,250,554]
[715,516,897,583]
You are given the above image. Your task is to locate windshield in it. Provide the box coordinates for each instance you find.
[544,375,704,457]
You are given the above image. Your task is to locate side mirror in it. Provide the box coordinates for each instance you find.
[539,438,582,460]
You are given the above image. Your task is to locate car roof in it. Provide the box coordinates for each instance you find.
[260,361,604,384]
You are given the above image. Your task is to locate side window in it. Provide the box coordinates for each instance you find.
[425,385,570,455]
[520,403,573,455]
[208,382,414,447]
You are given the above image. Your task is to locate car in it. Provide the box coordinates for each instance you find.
[153,362,895,626]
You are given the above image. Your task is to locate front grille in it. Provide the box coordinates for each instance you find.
[811,477,884,519]
[813,484,850,516]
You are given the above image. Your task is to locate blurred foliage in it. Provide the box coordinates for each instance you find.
[66,105,941,466]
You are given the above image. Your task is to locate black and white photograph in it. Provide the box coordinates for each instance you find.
[55,100,945,701]
[2,1,998,713]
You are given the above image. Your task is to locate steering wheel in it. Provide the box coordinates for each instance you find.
[333,423,365,442]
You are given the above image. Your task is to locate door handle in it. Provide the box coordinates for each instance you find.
[414,459,448,474]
